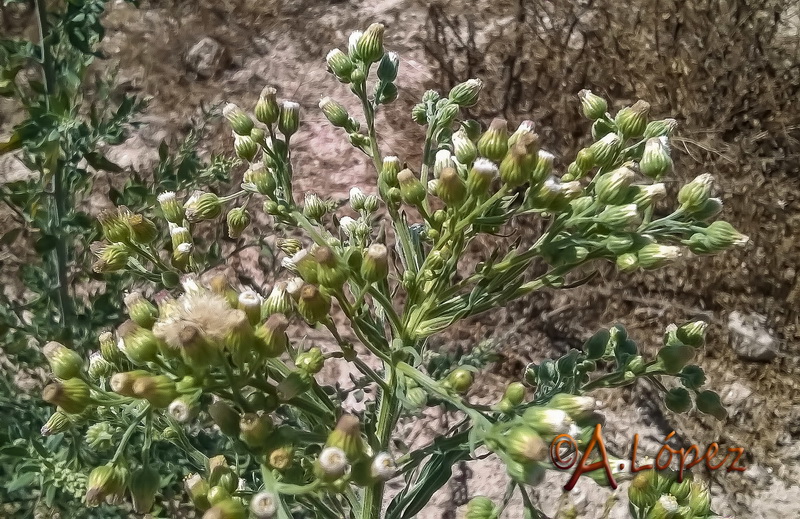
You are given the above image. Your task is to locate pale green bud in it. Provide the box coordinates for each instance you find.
[168,394,200,423]
[126,213,158,244]
[319,97,350,128]
[296,347,325,374]
[133,375,177,408]
[465,496,498,519]
[434,149,453,178]
[121,325,160,364]
[436,102,460,127]
[297,284,331,324]
[604,233,635,255]
[276,238,302,256]
[314,246,348,290]
[678,173,714,211]
[239,412,274,448]
[597,204,640,228]
[286,249,319,283]
[507,120,535,148]
[226,207,251,239]
[98,207,131,243]
[437,167,467,207]
[361,243,389,283]
[238,290,263,326]
[466,158,498,195]
[278,101,300,138]
[628,471,659,510]
[41,411,71,436]
[42,379,91,414]
[687,481,711,516]
[325,414,365,462]
[631,183,667,209]
[530,150,554,185]
[349,187,368,211]
[637,243,683,269]
[477,118,509,162]
[303,192,328,221]
[589,132,622,167]
[86,464,127,507]
[676,320,707,347]
[263,282,293,316]
[223,103,254,136]
[185,192,222,222]
[578,89,607,120]
[124,291,158,329]
[326,49,354,82]
[130,465,160,513]
[357,23,385,63]
[504,426,547,463]
[411,103,428,125]
[640,137,673,179]
[43,341,83,380]
[397,168,426,206]
[522,407,573,437]
[644,118,678,139]
[615,100,651,138]
[379,155,402,189]
[169,224,192,248]
[448,78,483,107]
[595,166,635,204]
[503,382,525,406]
[548,393,598,422]
[616,252,639,271]
[233,133,258,162]
[255,86,280,125]
[203,499,247,519]
[446,368,473,393]
[705,221,748,249]
[158,191,184,224]
[452,128,477,164]
[92,242,130,273]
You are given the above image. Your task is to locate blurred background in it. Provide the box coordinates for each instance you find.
[1,0,798,517]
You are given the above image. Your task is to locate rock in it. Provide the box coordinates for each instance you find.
[727,311,778,361]
[720,381,753,408]
[185,37,226,78]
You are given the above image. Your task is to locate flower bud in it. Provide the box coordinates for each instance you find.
[637,243,683,269]
[291,347,323,376]
[133,375,177,408]
[477,118,509,162]
[278,101,300,138]
[640,137,672,180]
[676,321,707,347]
[110,370,148,397]
[157,191,184,224]
[687,481,711,515]
[616,252,639,272]
[530,150,554,186]
[349,187,368,212]
[185,474,211,511]
[319,97,350,128]
[357,23,385,63]
[705,221,748,250]
[88,352,113,380]
[522,406,573,437]
[255,86,280,125]
[432,149,451,179]
[325,414,365,461]
[243,164,275,195]
[125,213,158,244]
[207,485,232,506]
[255,314,289,358]
[646,494,679,519]
[262,282,292,316]
[615,100,650,139]
[314,246,347,290]
[466,158,498,196]
[130,465,160,513]
[233,133,258,161]
[578,90,608,120]
[86,464,125,507]
[595,166,635,204]
[206,401,240,437]
[303,192,328,221]
[250,491,279,519]
[628,471,659,510]
[41,411,71,436]
[92,242,130,273]
[379,156,402,189]
[169,394,199,423]
[276,238,302,257]
[185,192,222,222]
[450,130,476,166]
[448,78,483,107]
[589,132,622,168]
[326,49,354,82]
[446,368,473,394]
[121,326,160,364]
[505,426,548,463]
[656,344,695,375]
[236,290,262,327]
[43,341,83,380]
[361,243,389,283]
[678,173,714,211]
[603,233,635,255]
[316,446,349,481]
[395,168,425,206]
[631,183,667,209]
[575,147,595,172]
[222,103,252,136]
[644,118,677,139]
[548,393,597,423]
[124,292,158,329]
[239,412,273,448]
[98,208,131,243]
[466,496,498,519]
[597,204,640,228]
[499,139,534,188]
[226,207,251,239]
[502,382,526,406]
[203,499,247,519]
[377,51,400,82]
[695,390,727,420]
[297,284,331,324]
[286,249,320,283]
[411,103,428,124]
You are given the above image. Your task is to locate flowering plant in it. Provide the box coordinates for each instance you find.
[40,24,745,519]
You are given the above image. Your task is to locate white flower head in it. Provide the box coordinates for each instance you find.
[157,191,176,204]
[318,447,349,478]
[339,216,358,237]
[472,158,498,177]
[238,290,262,310]
[168,398,192,423]
[370,452,397,481]
[250,491,279,519]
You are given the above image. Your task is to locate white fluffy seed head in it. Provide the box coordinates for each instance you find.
[319,447,349,478]
[168,399,192,423]
[250,491,279,518]
[370,452,397,481]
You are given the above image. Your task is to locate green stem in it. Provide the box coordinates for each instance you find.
[111,405,150,464]
[361,365,396,519]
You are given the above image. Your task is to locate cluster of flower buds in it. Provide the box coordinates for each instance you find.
[628,469,712,519]
[91,206,160,273]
